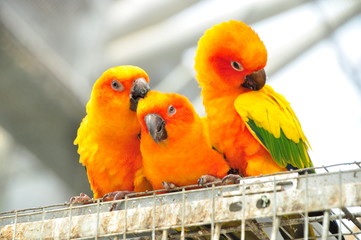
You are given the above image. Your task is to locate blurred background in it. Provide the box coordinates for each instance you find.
[0,0,360,212]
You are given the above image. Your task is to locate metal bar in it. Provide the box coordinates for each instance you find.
[0,161,358,219]
[95,199,101,239]
[241,180,246,240]
[211,183,215,240]
[152,192,156,240]
[321,210,330,240]
[270,217,281,240]
[0,165,360,239]
[304,172,309,240]
[161,229,168,240]
[181,188,185,240]
[342,207,361,230]
[123,195,128,240]
[338,171,343,240]
[180,212,361,230]
[279,225,293,239]
[247,220,270,240]
[1,161,355,221]
[115,215,361,240]
[11,211,17,240]
[331,209,360,240]
[67,204,73,240]
[40,207,45,240]
[309,212,323,238]
[213,223,221,240]
[271,176,278,240]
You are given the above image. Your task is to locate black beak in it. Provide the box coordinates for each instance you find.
[144,113,167,143]
[241,69,266,91]
[130,78,150,111]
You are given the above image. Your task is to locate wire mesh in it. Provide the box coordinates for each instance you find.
[0,161,360,240]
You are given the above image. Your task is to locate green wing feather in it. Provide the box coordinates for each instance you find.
[234,85,313,170]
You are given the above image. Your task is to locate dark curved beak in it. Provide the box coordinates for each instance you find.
[144,113,167,143]
[241,69,266,91]
[130,78,150,111]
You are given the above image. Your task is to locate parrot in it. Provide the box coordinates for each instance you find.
[194,20,343,239]
[194,20,312,177]
[70,65,152,203]
[136,91,230,190]
[136,91,267,240]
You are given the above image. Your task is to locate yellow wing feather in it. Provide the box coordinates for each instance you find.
[235,85,309,145]
[234,85,312,168]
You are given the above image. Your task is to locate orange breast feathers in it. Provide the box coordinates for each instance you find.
[74,65,151,198]
[136,91,230,190]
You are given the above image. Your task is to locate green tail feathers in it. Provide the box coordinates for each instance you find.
[247,119,313,171]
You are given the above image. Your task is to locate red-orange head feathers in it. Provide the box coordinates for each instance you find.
[195,20,268,92]
[137,91,197,144]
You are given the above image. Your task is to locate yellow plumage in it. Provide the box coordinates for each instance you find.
[235,85,309,145]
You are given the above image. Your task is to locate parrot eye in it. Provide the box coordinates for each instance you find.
[231,61,243,71]
[167,105,176,116]
[111,80,124,91]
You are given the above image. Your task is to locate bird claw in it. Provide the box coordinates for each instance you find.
[103,191,133,201]
[102,191,134,211]
[222,174,242,184]
[197,175,221,187]
[162,181,178,190]
[68,193,94,204]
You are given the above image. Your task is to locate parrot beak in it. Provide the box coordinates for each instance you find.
[241,69,266,91]
[144,113,167,143]
[130,78,150,111]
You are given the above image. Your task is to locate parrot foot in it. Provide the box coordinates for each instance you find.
[68,193,94,204]
[103,191,134,201]
[222,174,242,184]
[102,191,134,211]
[197,175,222,187]
[162,181,178,190]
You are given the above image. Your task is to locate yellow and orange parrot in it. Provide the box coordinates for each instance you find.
[194,20,342,239]
[195,20,312,177]
[71,65,152,203]
[136,91,230,190]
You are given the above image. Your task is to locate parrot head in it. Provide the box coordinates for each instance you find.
[137,91,196,144]
[89,65,150,127]
[195,20,267,92]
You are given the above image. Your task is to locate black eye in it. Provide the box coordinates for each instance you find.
[111,80,124,91]
[231,61,243,71]
[167,105,176,116]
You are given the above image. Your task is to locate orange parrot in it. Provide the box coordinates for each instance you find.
[194,20,342,239]
[70,65,151,203]
[194,20,312,177]
[136,91,230,190]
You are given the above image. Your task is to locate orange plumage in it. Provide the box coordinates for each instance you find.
[136,91,230,190]
[194,21,342,239]
[195,21,285,177]
[74,65,151,199]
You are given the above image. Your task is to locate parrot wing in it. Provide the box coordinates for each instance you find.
[234,85,313,170]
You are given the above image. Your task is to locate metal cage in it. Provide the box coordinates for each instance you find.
[0,162,360,240]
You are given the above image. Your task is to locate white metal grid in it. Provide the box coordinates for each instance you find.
[0,161,360,240]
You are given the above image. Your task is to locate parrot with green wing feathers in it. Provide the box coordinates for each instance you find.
[195,20,343,240]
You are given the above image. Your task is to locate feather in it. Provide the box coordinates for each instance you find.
[235,85,312,169]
